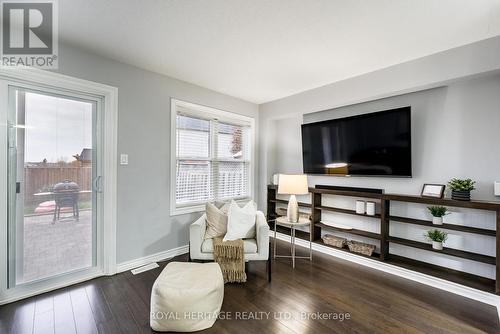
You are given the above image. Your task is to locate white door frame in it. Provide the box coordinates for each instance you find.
[0,67,118,304]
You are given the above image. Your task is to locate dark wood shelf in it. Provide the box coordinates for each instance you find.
[384,193,500,211]
[270,199,312,208]
[386,254,496,293]
[267,184,500,294]
[269,230,381,260]
[390,215,496,237]
[268,184,383,199]
[315,239,381,260]
[317,205,381,218]
[312,188,383,199]
[316,222,381,240]
[388,236,496,265]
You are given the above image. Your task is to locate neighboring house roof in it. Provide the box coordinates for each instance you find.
[79,148,92,161]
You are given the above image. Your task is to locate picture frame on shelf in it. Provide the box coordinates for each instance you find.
[421,184,445,199]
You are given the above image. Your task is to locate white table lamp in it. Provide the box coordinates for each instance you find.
[278,174,309,223]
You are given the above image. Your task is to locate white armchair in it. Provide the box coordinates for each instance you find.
[189,211,271,281]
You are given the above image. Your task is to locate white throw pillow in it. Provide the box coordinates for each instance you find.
[223,200,257,241]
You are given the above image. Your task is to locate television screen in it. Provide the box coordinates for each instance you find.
[301,107,411,176]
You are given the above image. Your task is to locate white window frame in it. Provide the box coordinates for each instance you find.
[170,99,255,216]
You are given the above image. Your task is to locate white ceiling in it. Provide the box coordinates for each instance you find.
[59,0,500,104]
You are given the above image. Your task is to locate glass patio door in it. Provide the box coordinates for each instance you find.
[7,85,100,287]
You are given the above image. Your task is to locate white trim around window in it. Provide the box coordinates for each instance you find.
[170,99,255,216]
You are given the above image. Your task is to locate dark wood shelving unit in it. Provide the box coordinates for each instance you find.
[316,222,381,240]
[384,193,500,211]
[268,185,384,261]
[312,188,383,199]
[384,193,500,294]
[318,205,381,219]
[315,239,381,260]
[388,236,496,265]
[385,255,496,293]
[267,185,500,294]
[390,215,496,236]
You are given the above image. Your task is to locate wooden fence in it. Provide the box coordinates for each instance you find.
[24,166,92,204]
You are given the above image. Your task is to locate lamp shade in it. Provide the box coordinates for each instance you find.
[277,174,309,195]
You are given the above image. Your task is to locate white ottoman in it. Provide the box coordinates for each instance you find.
[150,262,224,332]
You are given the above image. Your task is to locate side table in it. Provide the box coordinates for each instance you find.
[273,216,312,268]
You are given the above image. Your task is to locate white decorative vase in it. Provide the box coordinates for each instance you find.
[366,202,375,216]
[432,216,443,225]
[287,194,299,223]
[432,241,443,250]
[355,200,365,214]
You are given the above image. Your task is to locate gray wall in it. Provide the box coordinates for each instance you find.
[259,37,500,278]
[52,35,500,276]
[55,44,259,264]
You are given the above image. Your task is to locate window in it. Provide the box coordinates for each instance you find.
[171,99,254,215]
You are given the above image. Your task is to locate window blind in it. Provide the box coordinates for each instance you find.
[175,113,251,207]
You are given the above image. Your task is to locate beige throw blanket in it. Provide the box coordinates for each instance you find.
[213,237,246,283]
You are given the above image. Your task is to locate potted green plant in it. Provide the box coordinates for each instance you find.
[448,178,476,201]
[427,206,448,225]
[425,229,448,250]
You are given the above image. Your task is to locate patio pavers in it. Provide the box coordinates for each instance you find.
[20,210,92,283]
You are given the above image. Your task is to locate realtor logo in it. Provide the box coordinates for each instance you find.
[1,0,58,68]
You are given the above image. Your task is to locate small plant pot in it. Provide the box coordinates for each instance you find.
[432,216,443,225]
[451,190,471,201]
[432,241,443,250]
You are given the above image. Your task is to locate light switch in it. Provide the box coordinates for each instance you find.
[120,154,128,165]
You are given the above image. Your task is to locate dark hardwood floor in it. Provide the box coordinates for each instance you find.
[1,240,499,333]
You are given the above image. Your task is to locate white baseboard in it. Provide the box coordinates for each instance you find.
[274,232,500,318]
[116,244,189,273]
[131,263,159,275]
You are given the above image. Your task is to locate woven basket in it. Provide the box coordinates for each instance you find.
[322,234,347,248]
[347,240,376,256]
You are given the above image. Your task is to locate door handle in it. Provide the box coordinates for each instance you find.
[16,182,21,194]
[8,126,16,149]
[93,176,103,193]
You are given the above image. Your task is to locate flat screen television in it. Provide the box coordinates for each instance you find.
[301,106,411,177]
